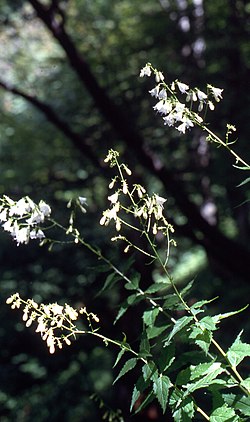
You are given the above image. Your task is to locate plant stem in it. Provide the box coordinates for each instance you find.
[202,125,250,168]
[196,406,210,420]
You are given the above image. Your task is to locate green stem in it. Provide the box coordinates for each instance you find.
[196,406,210,421]
[73,329,148,362]
[202,125,250,168]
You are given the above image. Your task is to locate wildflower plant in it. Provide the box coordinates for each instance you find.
[2,65,250,421]
[140,63,250,169]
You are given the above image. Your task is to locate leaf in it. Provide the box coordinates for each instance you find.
[184,362,225,395]
[210,404,237,422]
[146,324,169,339]
[153,375,171,413]
[124,273,141,290]
[213,306,248,323]
[114,293,143,323]
[223,393,250,417]
[98,272,121,295]
[114,302,129,324]
[133,391,155,415]
[199,316,218,331]
[189,325,212,354]
[169,389,195,422]
[234,396,250,417]
[180,279,195,298]
[191,297,218,310]
[173,397,195,422]
[158,344,175,372]
[237,177,250,187]
[113,348,126,368]
[163,294,183,311]
[241,377,250,391]
[164,316,193,346]
[130,375,150,412]
[175,367,192,386]
[233,164,250,170]
[143,308,160,326]
[190,361,218,380]
[145,282,169,294]
[176,361,218,386]
[113,358,137,384]
[127,293,142,305]
[227,333,250,367]
[139,332,151,358]
[142,361,158,383]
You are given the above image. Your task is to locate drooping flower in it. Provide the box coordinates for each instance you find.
[14,226,30,246]
[39,201,51,217]
[149,85,160,98]
[176,81,189,94]
[139,64,152,77]
[208,85,223,102]
[197,89,207,101]
[153,100,172,115]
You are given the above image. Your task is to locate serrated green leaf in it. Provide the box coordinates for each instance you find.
[210,404,237,422]
[223,393,250,417]
[114,293,143,324]
[127,293,141,305]
[158,343,175,372]
[241,377,250,391]
[164,316,193,346]
[227,334,250,367]
[114,302,129,324]
[153,375,171,413]
[133,391,155,415]
[173,397,195,422]
[98,272,120,294]
[130,375,150,412]
[139,332,151,358]
[145,282,169,294]
[113,348,126,368]
[125,273,141,290]
[175,367,192,386]
[146,324,169,339]
[113,358,137,384]
[143,308,160,326]
[184,362,224,395]
[213,306,248,324]
[189,325,212,354]
[130,386,141,413]
[190,361,217,380]
[180,279,195,297]
[191,297,218,310]
[162,294,182,310]
[176,361,218,386]
[199,316,218,331]
[169,389,195,422]
[234,396,250,417]
[142,361,158,383]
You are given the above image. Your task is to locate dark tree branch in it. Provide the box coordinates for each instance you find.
[7,0,250,281]
[0,79,99,168]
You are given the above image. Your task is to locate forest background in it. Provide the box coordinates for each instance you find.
[0,1,249,421]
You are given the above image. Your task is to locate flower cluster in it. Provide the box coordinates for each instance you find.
[140,63,223,134]
[100,150,175,256]
[0,195,51,245]
[6,293,99,354]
